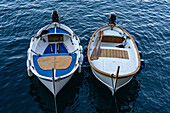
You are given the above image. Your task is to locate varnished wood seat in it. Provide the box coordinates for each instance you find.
[102,36,125,43]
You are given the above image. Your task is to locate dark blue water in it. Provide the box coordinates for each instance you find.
[0,0,169,113]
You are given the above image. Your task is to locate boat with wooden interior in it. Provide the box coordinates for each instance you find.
[26,11,83,96]
[87,13,141,95]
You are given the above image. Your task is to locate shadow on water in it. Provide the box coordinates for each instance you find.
[28,71,84,113]
[29,67,140,113]
[29,76,55,113]
[83,67,140,113]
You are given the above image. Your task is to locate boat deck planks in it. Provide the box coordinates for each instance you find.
[38,56,72,70]
[99,49,129,59]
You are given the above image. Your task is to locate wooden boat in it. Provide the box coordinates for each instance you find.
[87,14,141,95]
[26,11,83,96]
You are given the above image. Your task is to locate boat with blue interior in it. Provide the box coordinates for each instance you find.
[26,11,83,96]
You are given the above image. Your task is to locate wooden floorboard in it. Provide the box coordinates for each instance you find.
[38,56,72,70]
[99,49,129,59]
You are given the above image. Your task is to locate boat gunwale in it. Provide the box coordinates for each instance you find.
[87,24,141,79]
[33,22,73,40]
[29,22,80,80]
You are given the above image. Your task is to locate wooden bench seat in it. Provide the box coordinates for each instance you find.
[102,36,125,43]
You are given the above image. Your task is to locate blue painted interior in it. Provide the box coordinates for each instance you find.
[48,27,70,35]
[48,28,55,33]
[57,43,68,53]
[56,28,70,35]
[33,53,77,78]
[44,44,55,54]
[44,43,68,54]
[55,53,77,77]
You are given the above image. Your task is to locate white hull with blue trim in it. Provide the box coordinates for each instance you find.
[27,22,83,95]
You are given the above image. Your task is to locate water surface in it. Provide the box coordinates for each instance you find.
[0,0,169,113]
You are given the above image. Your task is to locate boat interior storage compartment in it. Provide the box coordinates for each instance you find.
[48,34,64,42]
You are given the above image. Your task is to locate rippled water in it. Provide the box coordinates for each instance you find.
[0,0,169,113]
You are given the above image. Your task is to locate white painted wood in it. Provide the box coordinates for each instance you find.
[89,25,139,94]
[27,22,83,96]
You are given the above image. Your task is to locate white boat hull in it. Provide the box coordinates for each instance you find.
[87,24,140,95]
[26,22,83,96]
[38,74,73,95]
[91,68,133,95]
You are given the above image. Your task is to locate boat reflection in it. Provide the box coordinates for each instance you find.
[29,71,83,113]
[29,67,140,113]
[83,67,140,113]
